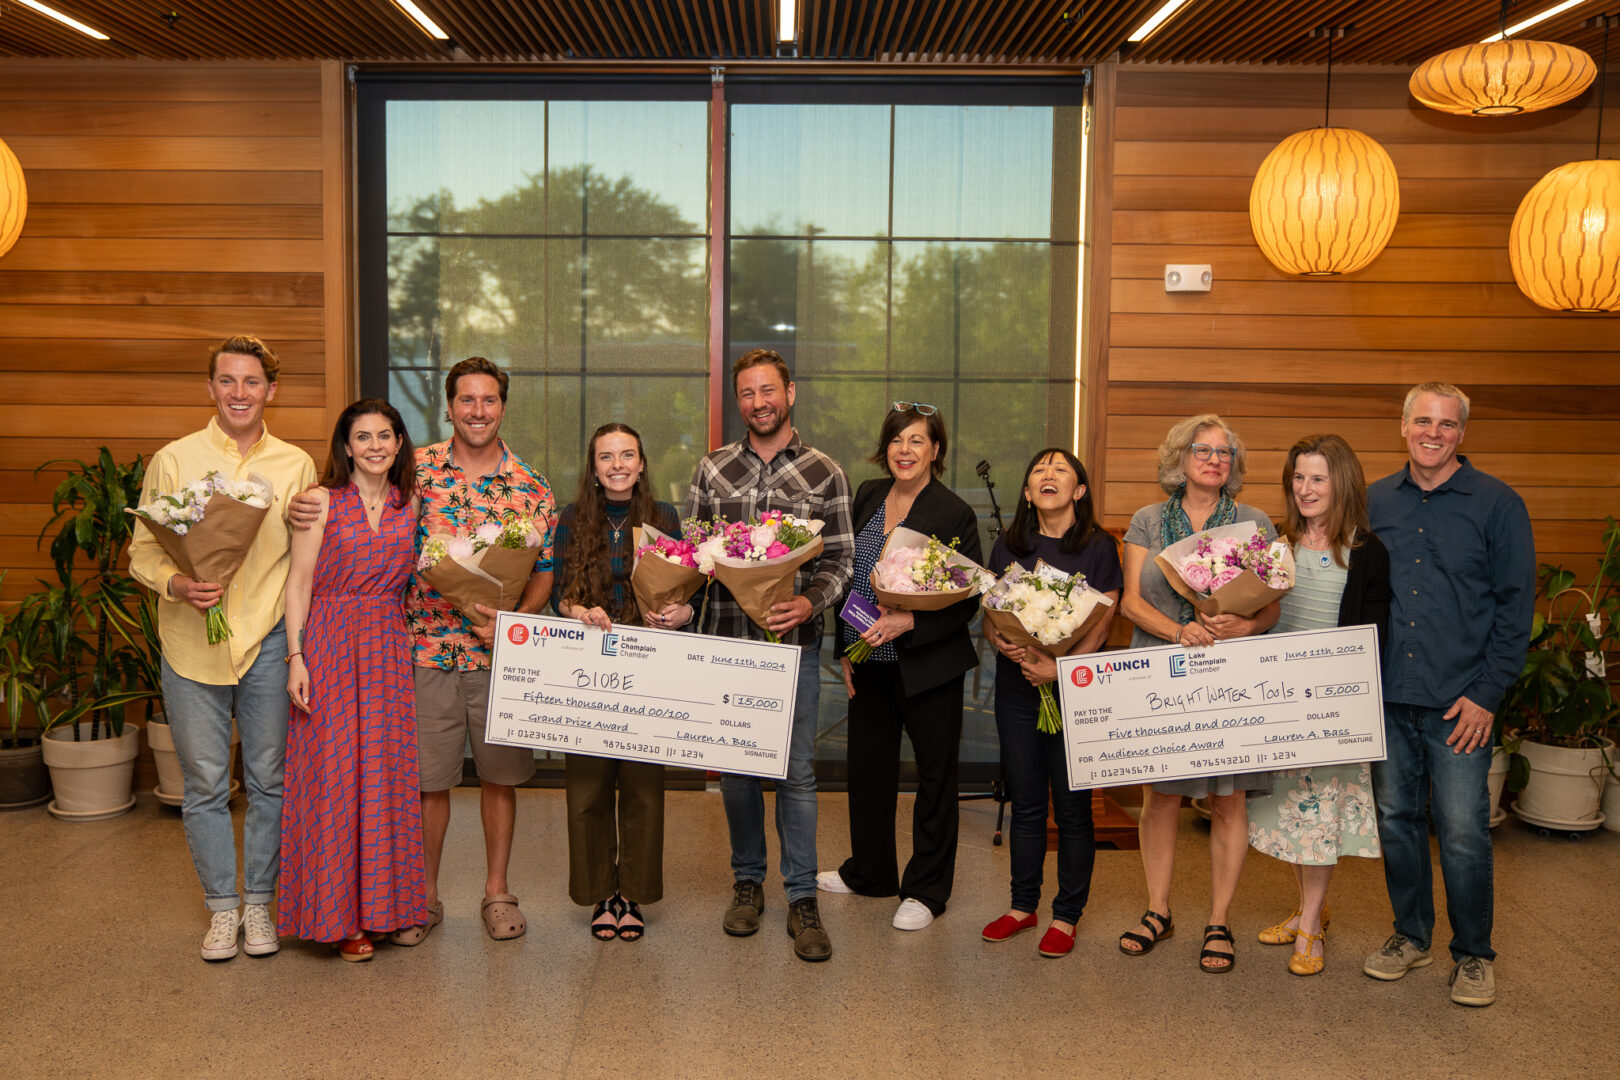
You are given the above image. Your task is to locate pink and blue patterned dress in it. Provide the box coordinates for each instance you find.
[279,485,429,941]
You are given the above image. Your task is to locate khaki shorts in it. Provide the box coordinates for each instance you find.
[414,665,537,791]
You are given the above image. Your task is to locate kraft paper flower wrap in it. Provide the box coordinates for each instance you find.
[869,526,994,613]
[980,562,1115,733]
[631,520,713,621]
[1155,521,1295,618]
[128,471,275,644]
[706,513,825,640]
[417,517,544,628]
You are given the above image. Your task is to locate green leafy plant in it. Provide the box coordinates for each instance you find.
[22,450,160,740]
[1498,517,1620,788]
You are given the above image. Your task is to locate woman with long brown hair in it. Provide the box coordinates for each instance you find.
[552,422,691,941]
[1247,434,1389,976]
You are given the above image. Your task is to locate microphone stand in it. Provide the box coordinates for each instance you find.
[976,459,1005,538]
[964,459,1008,843]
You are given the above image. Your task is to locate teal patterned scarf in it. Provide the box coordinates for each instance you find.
[1159,485,1238,625]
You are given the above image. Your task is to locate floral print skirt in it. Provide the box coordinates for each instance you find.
[1247,763,1381,865]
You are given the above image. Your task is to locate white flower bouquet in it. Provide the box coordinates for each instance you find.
[417,514,545,627]
[129,471,274,644]
[981,562,1114,733]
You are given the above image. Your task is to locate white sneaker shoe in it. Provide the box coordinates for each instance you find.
[242,903,280,957]
[201,909,240,961]
[815,870,855,894]
[893,898,935,931]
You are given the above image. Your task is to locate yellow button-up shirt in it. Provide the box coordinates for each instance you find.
[128,417,316,685]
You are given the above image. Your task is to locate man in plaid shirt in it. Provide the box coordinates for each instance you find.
[686,348,854,962]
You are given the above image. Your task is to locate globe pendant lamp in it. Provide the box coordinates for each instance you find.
[1509,16,1620,312]
[1410,1,1595,116]
[0,135,26,260]
[1250,29,1400,276]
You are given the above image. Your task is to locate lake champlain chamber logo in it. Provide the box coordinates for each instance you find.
[601,633,620,657]
[1169,653,1188,677]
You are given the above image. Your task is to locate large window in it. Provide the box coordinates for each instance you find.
[357,73,1090,784]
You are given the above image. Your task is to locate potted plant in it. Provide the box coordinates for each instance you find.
[0,573,53,809]
[32,450,159,820]
[1499,517,1619,832]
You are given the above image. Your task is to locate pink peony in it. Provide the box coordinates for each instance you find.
[1181,562,1215,592]
[446,536,477,560]
[765,541,790,559]
[473,522,502,545]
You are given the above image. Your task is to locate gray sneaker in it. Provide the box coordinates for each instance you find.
[1449,956,1496,1007]
[723,880,764,937]
[1363,933,1433,980]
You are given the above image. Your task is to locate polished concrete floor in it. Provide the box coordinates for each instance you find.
[3,787,1615,1080]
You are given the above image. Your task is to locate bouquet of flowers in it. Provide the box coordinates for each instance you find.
[846,528,993,662]
[706,511,825,641]
[1155,521,1294,617]
[631,518,718,622]
[129,471,274,644]
[417,513,546,627]
[981,562,1115,733]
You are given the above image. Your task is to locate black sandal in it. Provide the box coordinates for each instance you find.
[1200,924,1236,973]
[617,899,645,942]
[591,896,621,941]
[1119,909,1174,956]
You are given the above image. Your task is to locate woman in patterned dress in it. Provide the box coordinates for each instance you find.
[280,399,430,962]
[1116,414,1280,973]
[1247,434,1389,976]
[552,423,690,942]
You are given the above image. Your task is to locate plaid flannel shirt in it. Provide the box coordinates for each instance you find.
[684,430,854,646]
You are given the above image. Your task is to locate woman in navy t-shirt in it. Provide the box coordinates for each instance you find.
[980,448,1123,958]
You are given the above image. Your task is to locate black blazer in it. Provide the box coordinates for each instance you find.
[841,476,983,697]
[1340,531,1392,654]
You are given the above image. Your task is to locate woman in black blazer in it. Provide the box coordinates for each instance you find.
[815,403,982,932]
[1245,434,1391,977]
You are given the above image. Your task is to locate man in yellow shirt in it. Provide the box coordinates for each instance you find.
[129,336,316,962]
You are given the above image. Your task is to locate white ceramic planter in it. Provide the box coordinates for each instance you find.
[42,721,139,820]
[1514,737,1612,828]
[1602,772,1620,834]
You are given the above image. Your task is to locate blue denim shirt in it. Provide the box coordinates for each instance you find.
[1368,457,1535,713]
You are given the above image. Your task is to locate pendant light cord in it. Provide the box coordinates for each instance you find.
[1324,31,1334,128]
[1597,15,1612,158]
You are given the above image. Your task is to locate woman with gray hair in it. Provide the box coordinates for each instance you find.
[1115,414,1280,973]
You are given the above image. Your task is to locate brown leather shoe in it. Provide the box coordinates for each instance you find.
[787,897,832,962]
[723,880,764,936]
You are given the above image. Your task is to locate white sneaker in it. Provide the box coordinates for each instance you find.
[201,909,240,961]
[815,870,855,895]
[242,903,280,957]
[893,898,934,931]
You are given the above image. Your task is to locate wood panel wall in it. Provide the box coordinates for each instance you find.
[1095,64,1620,582]
[0,61,349,604]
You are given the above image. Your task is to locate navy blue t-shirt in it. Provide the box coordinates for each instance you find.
[989,529,1124,701]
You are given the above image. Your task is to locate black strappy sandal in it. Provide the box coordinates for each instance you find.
[590,896,622,941]
[617,899,645,942]
[1200,924,1236,973]
[1118,909,1174,956]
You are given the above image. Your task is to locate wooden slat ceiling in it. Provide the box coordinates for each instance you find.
[0,1,1614,63]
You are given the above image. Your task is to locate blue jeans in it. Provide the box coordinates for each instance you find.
[996,687,1094,924]
[161,623,290,912]
[1371,701,1494,961]
[722,641,820,903]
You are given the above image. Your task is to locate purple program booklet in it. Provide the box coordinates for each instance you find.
[840,591,881,632]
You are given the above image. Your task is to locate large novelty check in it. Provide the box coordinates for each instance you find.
[1054,625,1385,790]
[484,613,799,779]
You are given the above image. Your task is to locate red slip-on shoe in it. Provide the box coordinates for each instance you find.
[982,912,1039,942]
[1037,925,1075,958]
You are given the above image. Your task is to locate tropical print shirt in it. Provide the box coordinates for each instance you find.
[406,438,556,671]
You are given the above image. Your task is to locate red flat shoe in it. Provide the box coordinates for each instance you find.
[1038,925,1075,958]
[334,935,374,963]
[982,912,1038,942]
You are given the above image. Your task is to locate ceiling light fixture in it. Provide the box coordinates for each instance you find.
[1249,27,1401,277]
[1509,14,1620,311]
[1413,1,1595,115]
[15,0,110,40]
[1482,0,1587,42]
[1127,0,1195,43]
[391,0,448,41]
[778,0,798,43]
[0,136,26,261]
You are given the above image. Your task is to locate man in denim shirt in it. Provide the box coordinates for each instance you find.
[1363,382,1534,1007]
